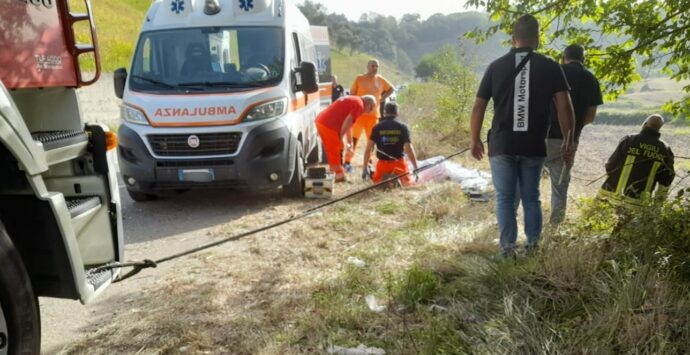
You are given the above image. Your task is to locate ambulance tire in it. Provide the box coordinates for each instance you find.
[127,189,157,202]
[283,144,305,197]
[0,221,41,355]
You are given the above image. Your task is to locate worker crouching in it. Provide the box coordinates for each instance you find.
[315,95,377,182]
[362,102,419,186]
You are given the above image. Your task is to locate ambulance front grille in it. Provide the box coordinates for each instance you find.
[147,133,242,156]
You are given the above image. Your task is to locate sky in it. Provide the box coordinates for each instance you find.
[303,0,471,22]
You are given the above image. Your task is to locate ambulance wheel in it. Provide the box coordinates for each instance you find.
[127,189,157,202]
[0,221,41,355]
[284,144,305,197]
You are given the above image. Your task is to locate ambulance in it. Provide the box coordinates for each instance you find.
[114,0,325,201]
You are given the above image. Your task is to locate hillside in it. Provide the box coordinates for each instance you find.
[73,0,149,71]
[331,50,412,89]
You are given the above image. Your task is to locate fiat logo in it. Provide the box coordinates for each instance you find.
[187,135,200,148]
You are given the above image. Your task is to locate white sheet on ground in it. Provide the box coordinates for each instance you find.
[414,156,491,201]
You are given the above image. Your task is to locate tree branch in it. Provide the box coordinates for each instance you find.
[624,22,690,55]
[532,0,571,15]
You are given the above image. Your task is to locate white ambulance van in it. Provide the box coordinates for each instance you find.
[114,0,322,201]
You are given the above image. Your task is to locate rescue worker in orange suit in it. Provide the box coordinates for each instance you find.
[362,102,418,186]
[316,95,377,182]
[345,59,394,171]
[599,114,675,207]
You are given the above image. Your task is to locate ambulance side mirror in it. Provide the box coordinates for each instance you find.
[297,61,319,94]
[114,68,127,99]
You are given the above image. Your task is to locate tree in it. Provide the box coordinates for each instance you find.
[297,0,327,25]
[415,54,437,80]
[326,13,356,51]
[466,0,690,118]
[414,45,464,82]
[411,45,477,127]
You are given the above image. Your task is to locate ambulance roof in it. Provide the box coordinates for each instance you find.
[142,0,308,32]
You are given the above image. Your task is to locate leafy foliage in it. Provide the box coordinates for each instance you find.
[428,46,478,132]
[400,45,477,157]
[575,197,618,234]
[466,0,690,119]
[613,189,690,281]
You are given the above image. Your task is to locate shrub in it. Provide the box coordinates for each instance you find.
[612,189,690,282]
[399,46,478,157]
[393,264,439,309]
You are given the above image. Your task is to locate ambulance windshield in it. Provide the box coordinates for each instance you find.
[129,26,284,93]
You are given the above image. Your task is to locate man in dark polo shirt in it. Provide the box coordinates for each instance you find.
[545,44,603,224]
[362,102,418,186]
[469,14,575,257]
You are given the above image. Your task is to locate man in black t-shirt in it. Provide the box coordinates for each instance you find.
[469,14,575,257]
[545,44,603,224]
[363,102,418,186]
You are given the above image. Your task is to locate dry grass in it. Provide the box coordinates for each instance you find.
[58,64,690,353]
[61,180,495,354]
[59,133,690,354]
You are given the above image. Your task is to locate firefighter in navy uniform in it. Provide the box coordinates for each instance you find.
[600,114,675,208]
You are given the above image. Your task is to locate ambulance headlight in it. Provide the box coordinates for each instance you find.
[245,98,288,122]
[122,105,149,125]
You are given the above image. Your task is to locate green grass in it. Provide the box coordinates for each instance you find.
[393,264,440,309]
[283,192,690,354]
[71,0,148,71]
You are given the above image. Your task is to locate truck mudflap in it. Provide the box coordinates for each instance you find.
[118,119,298,193]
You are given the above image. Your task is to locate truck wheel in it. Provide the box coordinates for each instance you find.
[126,189,157,202]
[0,222,40,355]
[283,144,305,197]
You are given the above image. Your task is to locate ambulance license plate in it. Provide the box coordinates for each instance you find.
[178,168,215,182]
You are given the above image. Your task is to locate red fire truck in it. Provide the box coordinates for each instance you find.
[0,0,123,352]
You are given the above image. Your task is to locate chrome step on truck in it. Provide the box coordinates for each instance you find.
[0,0,123,352]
